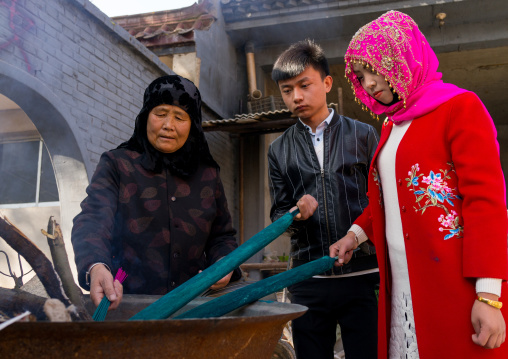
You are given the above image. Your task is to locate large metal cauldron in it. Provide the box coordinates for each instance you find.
[0,295,307,359]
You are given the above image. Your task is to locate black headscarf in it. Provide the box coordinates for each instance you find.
[118,75,219,177]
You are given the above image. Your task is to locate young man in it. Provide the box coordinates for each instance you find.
[268,39,379,359]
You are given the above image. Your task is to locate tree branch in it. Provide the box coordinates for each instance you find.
[42,216,91,320]
[0,213,89,321]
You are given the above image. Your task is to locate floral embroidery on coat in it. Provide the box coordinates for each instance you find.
[406,162,463,240]
[372,167,383,207]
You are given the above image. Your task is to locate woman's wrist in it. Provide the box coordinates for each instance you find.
[86,262,111,286]
[348,224,368,247]
[475,278,502,309]
[345,231,359,250]
[477,293,502,309]
[477,292,499,301]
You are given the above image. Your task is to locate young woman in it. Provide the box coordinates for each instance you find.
[330,10,507,359]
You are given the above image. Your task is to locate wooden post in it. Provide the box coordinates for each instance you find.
[240,137,245,244]
[338,87,344,115]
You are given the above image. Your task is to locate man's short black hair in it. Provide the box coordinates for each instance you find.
[271,39,330,84]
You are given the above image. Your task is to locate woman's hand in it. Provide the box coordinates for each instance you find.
[89,264,124,310]
[471,293,506,348]
[209,271,233,290]
[329,232,358,267]
[290,194,318,221]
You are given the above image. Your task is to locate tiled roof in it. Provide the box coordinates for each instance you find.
[220,0,375,22]
[203,103,341,134]
[112,0,216,48]
[203,108,295,134]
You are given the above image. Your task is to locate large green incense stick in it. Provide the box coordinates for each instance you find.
[175,256,336,319]
[130,210,298,320]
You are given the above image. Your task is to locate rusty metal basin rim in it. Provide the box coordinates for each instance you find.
[0,295,307,359]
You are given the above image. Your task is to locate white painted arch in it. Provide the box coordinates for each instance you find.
[0,60,90,283]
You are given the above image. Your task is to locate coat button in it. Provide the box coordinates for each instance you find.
[401,206,406,212]
[405,233,409,240]
[171,196,176,201]
[171,281,176,287]
[398,179,402,186]
[173,252,180,258]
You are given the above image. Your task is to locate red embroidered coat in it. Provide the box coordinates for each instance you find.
[355,92,508,358]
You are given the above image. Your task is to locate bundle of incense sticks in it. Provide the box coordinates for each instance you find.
[130,210,299,321]
[176,256,336,319]
[92,268,127,322]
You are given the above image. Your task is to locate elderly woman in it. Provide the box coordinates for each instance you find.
[71,75,240,309]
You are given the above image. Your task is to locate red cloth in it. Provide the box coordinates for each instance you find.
[355,92,508,358]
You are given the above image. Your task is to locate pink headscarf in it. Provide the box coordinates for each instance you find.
[344,11,467,124]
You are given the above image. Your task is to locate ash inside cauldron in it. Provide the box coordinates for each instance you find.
[0,295,306,359]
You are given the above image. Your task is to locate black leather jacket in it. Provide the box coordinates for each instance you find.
[268,111,379,275]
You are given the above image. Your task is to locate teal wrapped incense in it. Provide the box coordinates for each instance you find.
[175,256,336,319]
[130,210,299,320]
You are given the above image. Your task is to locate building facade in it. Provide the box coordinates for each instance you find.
[1,0,507,288]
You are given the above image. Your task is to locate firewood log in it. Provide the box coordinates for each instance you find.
[0,213,89,321]
[41,217,91,320]
[0,287,50,321]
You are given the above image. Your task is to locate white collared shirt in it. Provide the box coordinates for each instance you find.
[299,109,334,169]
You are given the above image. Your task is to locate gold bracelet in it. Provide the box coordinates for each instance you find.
[477,296,503,309]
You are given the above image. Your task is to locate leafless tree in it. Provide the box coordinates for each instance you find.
[0,249,33,288]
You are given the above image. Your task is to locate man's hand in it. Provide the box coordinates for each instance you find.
[290,194,318,221]
[471,292,506,349]
[329,231,358,267]
[89,264,123,310]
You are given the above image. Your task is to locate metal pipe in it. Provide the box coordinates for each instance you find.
[240,137,244,244]
[245,42,262,99]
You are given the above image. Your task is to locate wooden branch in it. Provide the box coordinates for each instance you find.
[0,250,23,288]
[0,213,93,322]
[0,213,70,307]
[240,262,288,271]
[0,288,76,322]
[42,217,91,320]
[0,287,50,321]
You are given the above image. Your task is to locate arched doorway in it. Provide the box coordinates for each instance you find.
[0,93,60,288]
[0,61,89,289]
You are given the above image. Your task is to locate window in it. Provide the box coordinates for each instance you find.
[0,140,59,207]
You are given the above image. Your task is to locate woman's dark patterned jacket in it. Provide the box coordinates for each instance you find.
[72,148,240,294]
[268,112,379,275]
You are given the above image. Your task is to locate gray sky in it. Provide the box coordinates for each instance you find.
[90,0,198,17]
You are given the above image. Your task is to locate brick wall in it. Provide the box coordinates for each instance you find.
[0,0,171,176]
[0,0,238,200]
